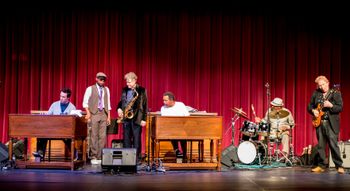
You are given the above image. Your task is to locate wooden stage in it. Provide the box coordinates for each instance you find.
[0,163,349,191]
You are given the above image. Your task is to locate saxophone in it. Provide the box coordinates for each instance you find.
[117,89,139,123]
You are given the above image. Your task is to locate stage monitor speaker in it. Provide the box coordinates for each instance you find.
[0,143,9,163]
[111,140,123,148]
[101,148,137,173]
[221,145,239,169]
[329,142,350,168]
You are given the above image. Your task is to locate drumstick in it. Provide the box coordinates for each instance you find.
[251,104,257,118]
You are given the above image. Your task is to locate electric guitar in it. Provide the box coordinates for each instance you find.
[312,88,336,128]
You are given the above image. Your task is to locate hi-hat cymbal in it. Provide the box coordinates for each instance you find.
[231,107,248,119]
[269,110,289,119]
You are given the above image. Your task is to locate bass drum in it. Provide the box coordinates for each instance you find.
[237,141,267,164]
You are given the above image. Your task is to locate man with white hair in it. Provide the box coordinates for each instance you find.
[255,97,295,159]
[117,72,148,164]
[308,75,344,174]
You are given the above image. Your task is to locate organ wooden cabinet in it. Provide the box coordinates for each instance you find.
[8,114,87,170]
[147,113,222,171]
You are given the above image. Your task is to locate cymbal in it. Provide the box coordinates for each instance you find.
[231,107,248,119]
[269,110,289,119]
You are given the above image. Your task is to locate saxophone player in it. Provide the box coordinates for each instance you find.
[117,72,148,164]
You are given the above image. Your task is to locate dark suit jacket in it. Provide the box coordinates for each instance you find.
[117,84,148,125]
[307,88,343,134]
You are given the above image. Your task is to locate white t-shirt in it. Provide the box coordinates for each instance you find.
[160,102,190,116]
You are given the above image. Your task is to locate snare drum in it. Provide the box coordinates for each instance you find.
[240,120,257,137]
[237,141,267,164]
[268,130,281,141]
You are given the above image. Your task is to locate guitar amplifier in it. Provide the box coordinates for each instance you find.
[329,141,350,168]
[101,148,137,172]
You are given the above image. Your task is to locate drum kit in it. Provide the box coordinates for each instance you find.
[231,107,301,166]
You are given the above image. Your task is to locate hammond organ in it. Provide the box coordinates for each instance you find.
[148,113,222,171]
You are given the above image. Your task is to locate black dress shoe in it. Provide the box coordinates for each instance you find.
[32,151,43,158]
[175,150,183,158]
[32,152,44,161]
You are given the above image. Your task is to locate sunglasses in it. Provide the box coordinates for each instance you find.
[98,77,106,81]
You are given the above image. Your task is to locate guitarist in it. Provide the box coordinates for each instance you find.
[307,75,344,174]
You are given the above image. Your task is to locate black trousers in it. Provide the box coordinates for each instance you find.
[36,138,71,157]
[315,120,343,168]
[123,120,142,160]
[171,140,187,155]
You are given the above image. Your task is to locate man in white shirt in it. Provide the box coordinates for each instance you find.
[83,72,111,165]
[160,91,189,158]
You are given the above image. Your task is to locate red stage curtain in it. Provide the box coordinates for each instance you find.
[1,10,350,155]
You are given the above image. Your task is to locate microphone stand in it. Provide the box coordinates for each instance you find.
[265,83,272,164]
[145,109,152,172]
[231,114,240,146]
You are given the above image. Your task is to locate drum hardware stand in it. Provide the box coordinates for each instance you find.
[223,113,240,146]
[231,114,240,145]
[265,82,273,165]
[273,138,292,166]
[267,141,275,163]
[287,129,302,166]
[258,153,263,166]
[269,115,293,165]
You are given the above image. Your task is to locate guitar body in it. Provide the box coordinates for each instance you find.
[312,104,324,128]
[311,88,338,128]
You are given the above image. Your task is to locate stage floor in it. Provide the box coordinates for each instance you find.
[0,163,349,191]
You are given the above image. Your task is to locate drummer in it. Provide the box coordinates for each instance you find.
[255,97,295,157]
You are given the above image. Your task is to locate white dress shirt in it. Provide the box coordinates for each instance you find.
[82,83,112,110]
[160,102,190,116]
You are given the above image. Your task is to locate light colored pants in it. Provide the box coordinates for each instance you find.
[269,131,289,154]
[90,111,107,160]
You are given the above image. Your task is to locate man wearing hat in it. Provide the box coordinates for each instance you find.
[255,97,295,160]
[83,72,111,165]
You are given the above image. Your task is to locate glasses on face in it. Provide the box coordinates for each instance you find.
[98,77,106,82]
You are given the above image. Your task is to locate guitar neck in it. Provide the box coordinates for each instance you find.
[319,89,335,109]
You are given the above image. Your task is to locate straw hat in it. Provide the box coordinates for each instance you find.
[270,97,284,107]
